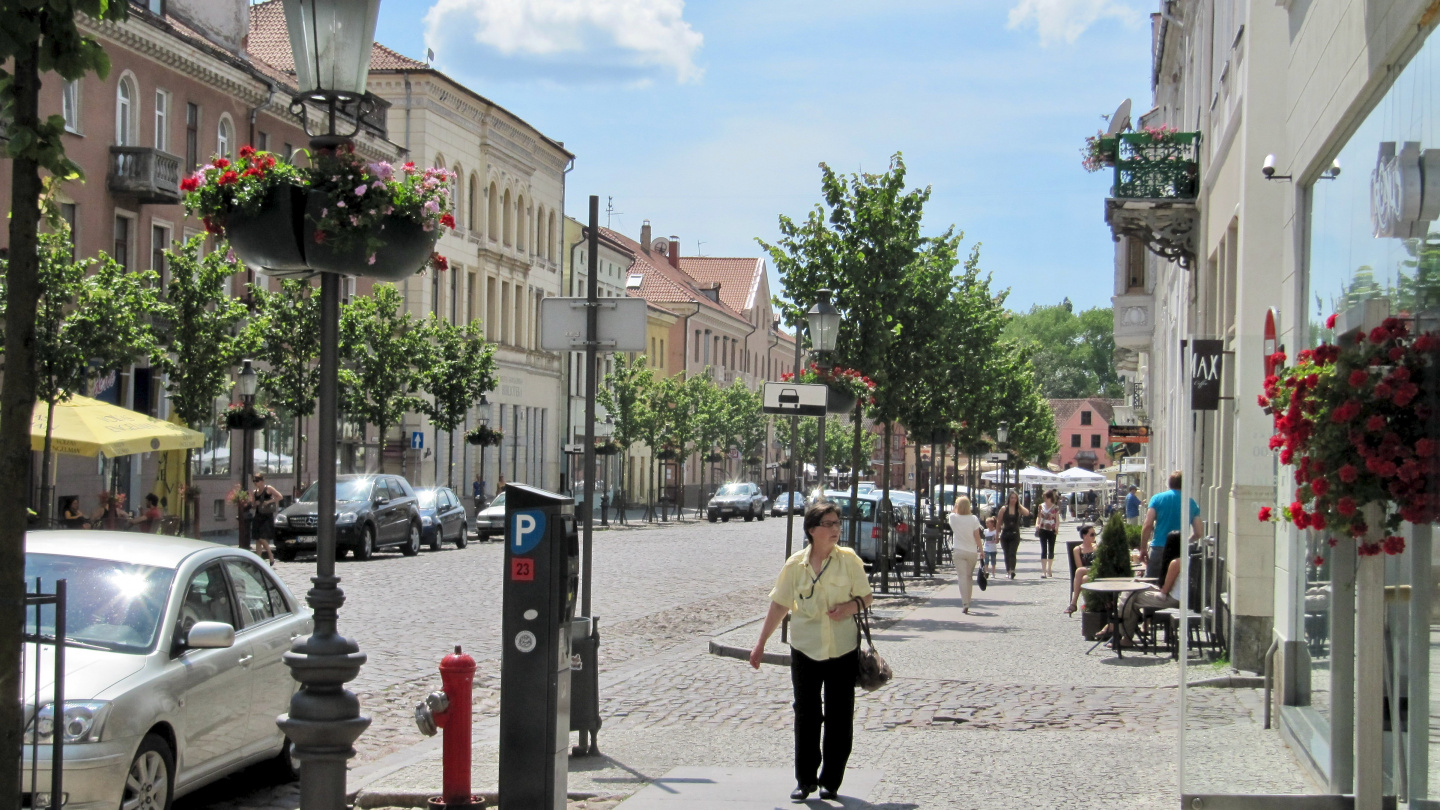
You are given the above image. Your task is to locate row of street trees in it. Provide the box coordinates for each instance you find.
[599,355,780,520]
[2,225,498,532]
[761,153,1058,570]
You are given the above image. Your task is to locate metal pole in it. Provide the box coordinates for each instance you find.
[280,269,369,810]
[580,195,599,619]
[782,330,801,644]
[239,397,254,551]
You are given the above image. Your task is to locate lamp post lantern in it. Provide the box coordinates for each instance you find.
[996,421,1011,503]
[237,359,258,551]
[275,2,382,808]
[806,290,840,494]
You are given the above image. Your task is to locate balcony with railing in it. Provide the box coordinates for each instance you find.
[107,146,183,204]
[1102,130,1201,269]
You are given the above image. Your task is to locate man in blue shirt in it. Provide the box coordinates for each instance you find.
[1141,471,1201,578]
[1125,486,1142,524]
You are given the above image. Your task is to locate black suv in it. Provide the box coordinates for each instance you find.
[273,474,423,561]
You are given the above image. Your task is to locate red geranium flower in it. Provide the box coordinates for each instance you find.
[239,145,256,159]
[1383,535,1406,555]
[1338,464,1358,483]
[1325,313,1338,329]
[1337,497,1356,516]
[440,213,456,229]
[1258,506,1272,522]
[1348,369,1369,387]
[180,176,199,192]
[214,158,230,169]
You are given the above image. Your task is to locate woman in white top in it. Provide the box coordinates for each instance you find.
[947,496,984,614]
[1111,530,1185,645]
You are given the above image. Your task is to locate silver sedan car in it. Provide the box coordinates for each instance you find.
[21,532,312,810]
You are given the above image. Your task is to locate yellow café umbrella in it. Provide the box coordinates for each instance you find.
[32,395,205,457]
[151,411,192,512]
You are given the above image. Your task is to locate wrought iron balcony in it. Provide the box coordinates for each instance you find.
[1102,130,1202,270]
[107,146,183,204]
[1106,131,1200,199]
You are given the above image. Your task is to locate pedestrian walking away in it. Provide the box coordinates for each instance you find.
[1035,489,1061,579]
[250,473,283,566]
[947,496,984,613]
[1141,470,1201,579]
[996,491,1029,579]
[750,500,873,803]
[1064,524,1098,615]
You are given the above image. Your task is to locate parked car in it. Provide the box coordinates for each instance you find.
[823,490,914,566]
[414,486,468,551]
[474,489,511,541]
[22,531,311,810]
[707,482,768,522]
[771,489,807,516]
[272,474,422,561]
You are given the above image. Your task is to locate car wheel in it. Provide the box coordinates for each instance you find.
[402,523,421,556]
[744,511,754,522]
[266,736,301,782]
[456,524,468,549]
[277,547,297,563]
[353,525,375,560]
[758,506,766,521]
[722,517,729,522]
[123,733,174,810]
[429,524,443,551]
[708,515,717,523]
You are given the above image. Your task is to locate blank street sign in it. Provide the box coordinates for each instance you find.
[539,297,647,352]
[762,382,828,417]
[984,452,1009,462]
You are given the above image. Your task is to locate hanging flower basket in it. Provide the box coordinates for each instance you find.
[704,452,724,463]
[466,425,504,446]
[223,183,309,274]
[657,447,679,461]
[303,191,440,280]
[595,440,621,456]
[1257,314,1440,557]
[221,403,273,431]
[744,455,763,466]
[781,363,875,414]
[1081,131,1119,173]
[826,387,858,415]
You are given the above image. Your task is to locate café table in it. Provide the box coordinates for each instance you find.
[1080,579,1154,659]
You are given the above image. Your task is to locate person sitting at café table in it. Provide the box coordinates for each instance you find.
[1101,530,1183,646]
[1063,524,1098,616]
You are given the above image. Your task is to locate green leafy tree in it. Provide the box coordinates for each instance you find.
[247,279,320,488]
[692,372,727,499]
[151,236,249,533]
[0,2,129,786]
[599,353,654,523]
[654,373,701,519]
[340,283,425,474]
[2,228,158,524]
[417,316,496,488]
[1002,302,1121,398]
[722,379,766,473]
[788,415,874,474]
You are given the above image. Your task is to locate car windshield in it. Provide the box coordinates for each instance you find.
[23,553,175,655]
[416,491,438,507]
[298,479,373,502]
[716,484,747,496]
[826,497,875,521]
[487,492,506,509]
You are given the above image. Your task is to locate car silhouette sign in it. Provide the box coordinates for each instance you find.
[762,381,827,416]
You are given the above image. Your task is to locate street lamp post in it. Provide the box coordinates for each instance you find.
[996,421,1010,506]
[275,3,382,808]
[477,394,491,507]
[807,290,840,497]
[237,359,258,551]
[595,415,613,527]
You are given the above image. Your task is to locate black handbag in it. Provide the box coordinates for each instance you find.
[852,598,892,691]
[977,564,988,591]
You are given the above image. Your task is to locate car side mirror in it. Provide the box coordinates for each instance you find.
[186,621,235,650]
[375,496,390,506]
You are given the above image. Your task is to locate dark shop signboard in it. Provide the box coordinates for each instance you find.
[1191,339,1224,411]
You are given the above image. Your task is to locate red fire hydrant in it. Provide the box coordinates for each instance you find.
[415,645,481,808]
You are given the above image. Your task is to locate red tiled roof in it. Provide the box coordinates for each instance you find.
[248,0,427,76]
[1049,398,1121,426]
[598,228,750,325]
[677,257,764,314]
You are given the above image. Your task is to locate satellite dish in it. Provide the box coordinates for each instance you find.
[652,238,670,255]
[1104,98,1132,137]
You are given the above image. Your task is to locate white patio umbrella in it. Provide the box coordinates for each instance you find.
[980,465,1058,485]
[1056,466,1107,492]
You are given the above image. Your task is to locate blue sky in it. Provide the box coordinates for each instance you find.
[374,0,1153,313]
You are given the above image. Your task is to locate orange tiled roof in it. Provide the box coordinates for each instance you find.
[1049,398,1121,426]
[677,257,764,314]
[599,228,751,325]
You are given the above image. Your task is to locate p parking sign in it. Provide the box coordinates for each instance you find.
[511,509,547,554]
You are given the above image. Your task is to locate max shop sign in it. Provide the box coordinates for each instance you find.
[1371,141,1440,239]
[1190,339,1224,412]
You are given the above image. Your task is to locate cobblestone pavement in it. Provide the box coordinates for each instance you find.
[182,517,1320,809]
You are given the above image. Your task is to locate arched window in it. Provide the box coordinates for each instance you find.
[502,189,512,247]
[216,115,234,160]
[488,182,499,240]
[115,75,137,146]
[547,211,557,262]
[468,174,479,232]
[516,194,526,253]
[535,206,546,261]
[450,164,462,229]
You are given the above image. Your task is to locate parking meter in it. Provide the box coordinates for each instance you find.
[499,484,578,810]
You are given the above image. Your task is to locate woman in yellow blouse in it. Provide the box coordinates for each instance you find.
[750,500,873,802]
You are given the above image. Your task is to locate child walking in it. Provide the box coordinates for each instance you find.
[982,516,999,576]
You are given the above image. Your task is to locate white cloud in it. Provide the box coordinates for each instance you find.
[1007,0,1133,46]
[424,0,703,83]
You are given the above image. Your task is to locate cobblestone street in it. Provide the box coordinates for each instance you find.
[179,516,1318,810]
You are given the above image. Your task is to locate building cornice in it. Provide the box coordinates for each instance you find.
[81,14,278,107]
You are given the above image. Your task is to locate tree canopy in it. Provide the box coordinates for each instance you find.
[1001,302,1120,399]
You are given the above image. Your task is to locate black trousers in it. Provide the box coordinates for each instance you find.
[1001,532,1021,574]
[790,647,858,791]
[1036,528,1057,560]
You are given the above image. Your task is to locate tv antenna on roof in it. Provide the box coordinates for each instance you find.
[696,240,706,257]
[1104,98,1132,137]
[606,196,623,229]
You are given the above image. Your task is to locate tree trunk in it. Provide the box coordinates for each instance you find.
[676,459,686,521]
[379,421,388,474]
[296,413,305,492]
[879,422,893,592]
[847,399,862,551]
[40,399,57,528]
[617,451,626,525]
[0,40,44,806]
[448,427,455,490]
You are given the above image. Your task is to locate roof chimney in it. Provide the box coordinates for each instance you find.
[640,220,652,254]
[668,236,680,269]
